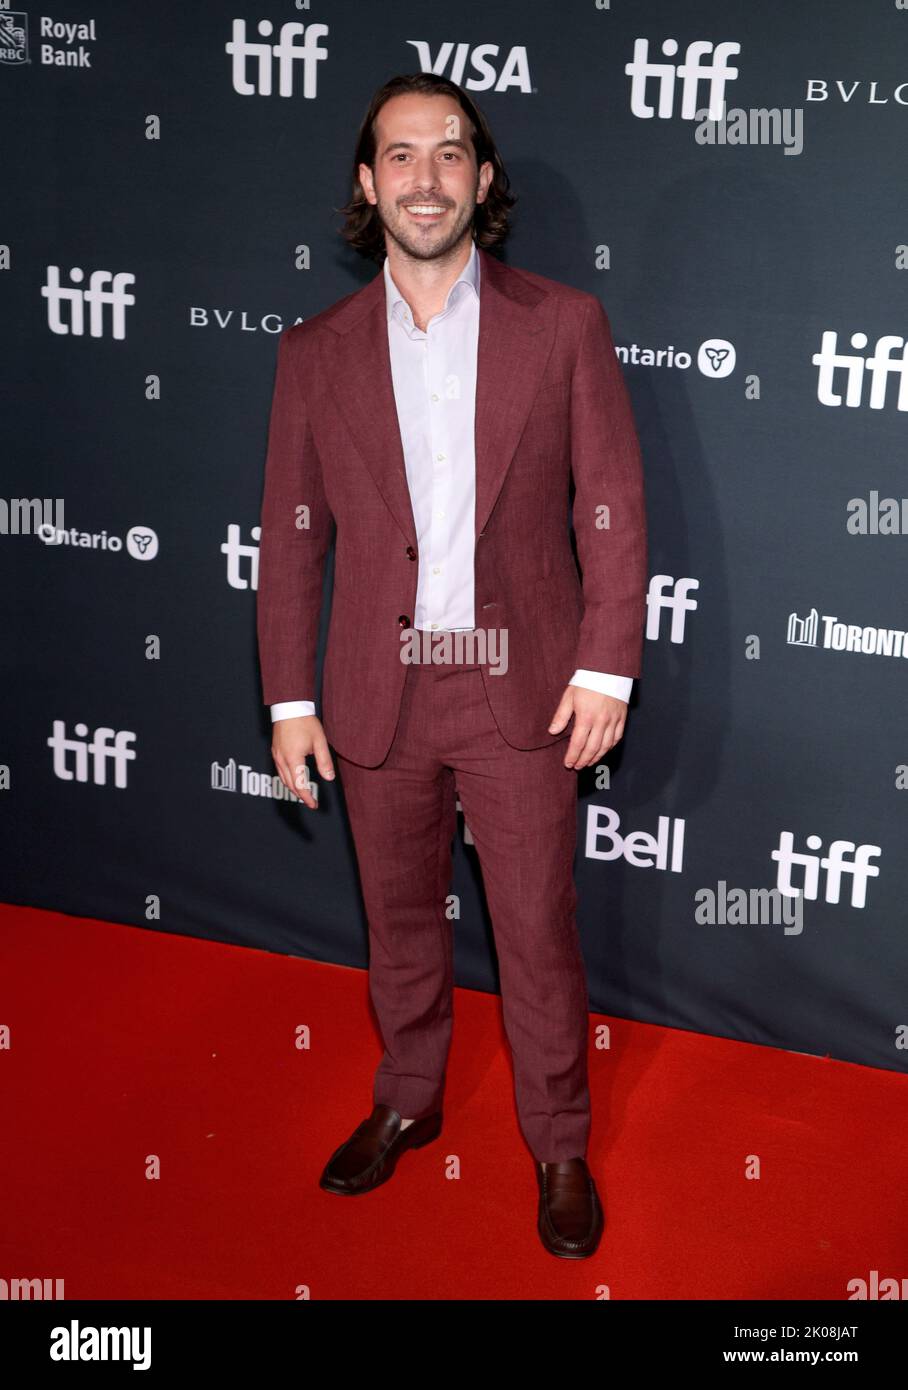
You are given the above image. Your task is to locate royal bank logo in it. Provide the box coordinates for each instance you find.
[0,12,28,66]
[406,40,531,92]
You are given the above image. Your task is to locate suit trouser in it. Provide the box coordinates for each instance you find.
[334,652,592,1164]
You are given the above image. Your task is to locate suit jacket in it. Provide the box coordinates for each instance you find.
[256,246,648,768]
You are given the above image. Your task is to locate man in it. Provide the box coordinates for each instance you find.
[256,73,647,1260]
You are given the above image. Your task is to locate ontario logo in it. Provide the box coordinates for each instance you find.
[38,522,159,560]
[615,338,736,377]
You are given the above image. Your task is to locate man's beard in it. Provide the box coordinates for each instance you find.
[378,197,475,261]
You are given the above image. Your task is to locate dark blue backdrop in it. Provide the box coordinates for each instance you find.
[3,0,906,1074]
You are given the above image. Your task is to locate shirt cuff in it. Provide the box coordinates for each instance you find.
[270,701,316,722]
[568,670,633,704]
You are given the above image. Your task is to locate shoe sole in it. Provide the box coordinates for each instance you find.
[319,1112,443,1196]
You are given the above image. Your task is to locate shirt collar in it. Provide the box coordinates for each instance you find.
[384,237,480,325]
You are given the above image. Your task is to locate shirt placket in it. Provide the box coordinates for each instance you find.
[422,309,453,633]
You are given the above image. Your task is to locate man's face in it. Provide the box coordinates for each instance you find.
[359,93,494,261]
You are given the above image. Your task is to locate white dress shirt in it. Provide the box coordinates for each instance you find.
[270,240,633,722]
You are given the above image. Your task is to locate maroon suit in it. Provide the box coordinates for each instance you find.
[257,247,647,1161]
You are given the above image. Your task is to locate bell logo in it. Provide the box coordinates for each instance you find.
[585,806,685,873]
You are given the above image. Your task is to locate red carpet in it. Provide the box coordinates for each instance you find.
[1,903,904,1300]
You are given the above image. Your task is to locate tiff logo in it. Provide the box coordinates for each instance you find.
[771,831,881,910]
[48,722,137,789]
[42,266,135,339]
[226,19,328,97]
[626,38,741,120]
[223,523,260,589]
[646,575,699,643]
[813,331,908,411]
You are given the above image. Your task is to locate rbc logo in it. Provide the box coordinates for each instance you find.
[226,19,328,97]
[0,12,28,64]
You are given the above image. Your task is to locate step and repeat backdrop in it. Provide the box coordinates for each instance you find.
[2,1,906,1073]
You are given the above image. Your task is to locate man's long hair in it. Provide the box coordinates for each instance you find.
[338,73,516,263]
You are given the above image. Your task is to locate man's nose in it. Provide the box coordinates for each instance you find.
[408,157,440,191]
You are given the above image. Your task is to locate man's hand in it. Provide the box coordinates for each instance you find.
[271,715,335,809]
[548,686,627,770]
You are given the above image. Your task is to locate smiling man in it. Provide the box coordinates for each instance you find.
[256,73,647,1260]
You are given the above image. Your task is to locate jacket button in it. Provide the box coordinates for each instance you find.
[406,545,416,560]
[398,614,410,627]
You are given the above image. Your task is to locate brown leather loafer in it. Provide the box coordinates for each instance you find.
[319,1103,443,1195]
[535,1157,604,1258]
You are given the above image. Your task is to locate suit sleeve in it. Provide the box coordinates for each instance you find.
[256,328,334,707]
[570,296,648,677]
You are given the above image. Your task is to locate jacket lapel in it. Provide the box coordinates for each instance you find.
[323,245,555,550]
